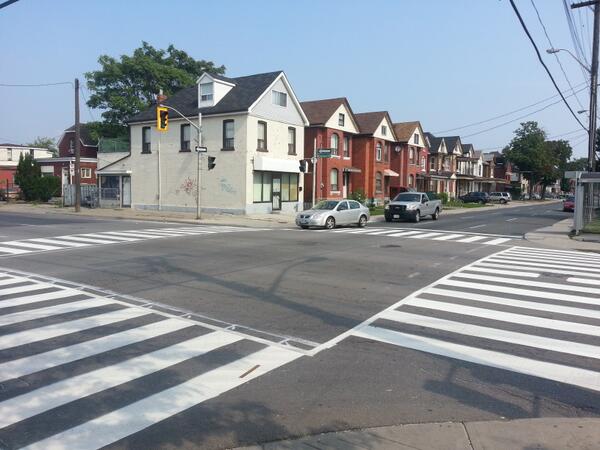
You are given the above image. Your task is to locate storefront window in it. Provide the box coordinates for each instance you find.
[253,171,298,203]
[282,173,290,201]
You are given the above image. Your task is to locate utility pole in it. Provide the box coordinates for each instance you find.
[196,112,202,220]
[74,78,81,212]
[573,0,600,172]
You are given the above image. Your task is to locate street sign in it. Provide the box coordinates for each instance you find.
[317,148,332,158]
[195,146,208,153]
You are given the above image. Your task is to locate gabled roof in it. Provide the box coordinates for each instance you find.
[128,71,283,123]
[64,123,98,147]
[442,135,461,153]
[354,111,396,139]
[424,132,445,154]
[392,121,424,143]
[473,150,482,158]
[462,143,474,154]
[300,97,357,126]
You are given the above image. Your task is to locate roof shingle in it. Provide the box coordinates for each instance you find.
[300,98,349,126]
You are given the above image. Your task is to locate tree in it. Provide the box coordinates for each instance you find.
[86,121,129,141]
[503,121,547,195]
[541,139,572,197]
[14,154,41,201]
[28,136,58,156]
[85,42,226,125]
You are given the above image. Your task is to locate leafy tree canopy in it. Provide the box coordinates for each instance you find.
[28,136,58,156]
[86,121,129,142]
[85,42,226,125]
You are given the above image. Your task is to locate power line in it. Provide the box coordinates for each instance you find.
[530,0,587,112]
[563,0,592,88]
[509,0,587,131]
[549,128,588,138]
[79,87,96,122]
[0,0,20,10]
[433,80,587,134]
[461,88,588,139]
[0,81,73,87]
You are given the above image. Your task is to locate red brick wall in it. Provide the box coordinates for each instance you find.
[42,161,97,185]
[58,132,98,159]
[0,167,15,185]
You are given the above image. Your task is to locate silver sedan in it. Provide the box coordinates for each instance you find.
[296,200,370,229]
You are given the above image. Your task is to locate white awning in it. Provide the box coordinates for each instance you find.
[383,169,400,177]
[253,155,300,173]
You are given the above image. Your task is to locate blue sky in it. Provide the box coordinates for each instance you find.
[0,0,594,157]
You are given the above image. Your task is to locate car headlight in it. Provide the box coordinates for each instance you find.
[406,204,417,210]
[384,205,390,210]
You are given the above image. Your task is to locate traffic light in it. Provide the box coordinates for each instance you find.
[156,107,168,132]
[299,160,307,172]
[208,156,216,171]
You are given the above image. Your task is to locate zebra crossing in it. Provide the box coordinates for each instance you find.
[0,225,262,257]
[313,226,519,246]
[0,270,302,450]
[348,245,600,393]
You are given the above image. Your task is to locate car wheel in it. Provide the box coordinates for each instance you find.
[300,225,309,229]
[358,215,368,227]
[432,208,439,220]
[501,199,507,204]
[413,210,421,223]
[325,216,336,230]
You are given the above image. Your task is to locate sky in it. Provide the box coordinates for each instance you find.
[0,0,595,158]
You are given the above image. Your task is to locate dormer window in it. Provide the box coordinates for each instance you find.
[272,90,287,107]
[414,133,419,145]
[200,83,213,102]
[381,125,387,136]
[338,113,345,127]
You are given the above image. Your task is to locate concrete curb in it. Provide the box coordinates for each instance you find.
[233,417,600,450]
[524,218,600,252]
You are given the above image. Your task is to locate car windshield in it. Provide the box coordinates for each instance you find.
[393,193,421,202]
[313,201,339,210]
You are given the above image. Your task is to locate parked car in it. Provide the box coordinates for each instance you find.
[489,192,511,204]
[459,192,490,204]
[296,200,370,229]
[563,195,575,212]
[384,192,442,223]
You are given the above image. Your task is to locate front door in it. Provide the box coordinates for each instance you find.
[122,176,131,207]
[342,172,350,198]
[272,175,281,211]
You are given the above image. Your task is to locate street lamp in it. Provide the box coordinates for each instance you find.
[546,48,591,73]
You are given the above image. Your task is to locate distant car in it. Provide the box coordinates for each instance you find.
[532,193,541,200]
[384,192,443,223]
[459,192,490,204]
[489,192,511,204]
[296,199,370,229]
[563,195,575,212]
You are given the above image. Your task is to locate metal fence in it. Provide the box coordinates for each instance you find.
[0,182,18,200]
[63,184,99,207]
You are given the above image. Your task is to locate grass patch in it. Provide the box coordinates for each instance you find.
[369,206,385,216]
[444,201,488,209]
[583,217,600,234]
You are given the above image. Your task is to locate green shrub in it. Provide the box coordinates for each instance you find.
[34,176,61,202]
[437,192,449,204]
[350,189,366,204]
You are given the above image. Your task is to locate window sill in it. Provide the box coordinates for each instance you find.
[256,148,269,152]
[330,190,341,194]
[221,148,235,151]
[343,157,351,160]
[179,149,191,153]
[141,151,152,155]
[288,152,297,156]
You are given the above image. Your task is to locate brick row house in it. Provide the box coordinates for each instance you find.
[389,121,428,195]
[36,124,99,190]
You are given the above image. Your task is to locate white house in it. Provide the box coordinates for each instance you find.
[0,143,53,187]
[99,71,309,214]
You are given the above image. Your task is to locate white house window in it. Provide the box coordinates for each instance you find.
[375,172,383,193]
[200,83,213,102]
[6,149,12,161]
[409,148,415,164]
[142,127,151,153]
[81,168,92,178]
[272,90,287,107]
[376,142,382,161]
[223,120,235,150]
[180,124,191,151]
[288,127,296,155]
[343,136,350,157]
[330,168,339,191]
[257,121,267,150]
[331,133,339,156]
[421,156,426,170]
[414,133,419,145]
[381,125,387,136]
[338,113,345,126]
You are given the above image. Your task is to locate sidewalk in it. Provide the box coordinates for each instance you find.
[0,200,558,228]
[525,218,600,252]
[234,417,600,450]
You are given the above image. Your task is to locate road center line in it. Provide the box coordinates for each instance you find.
[468,224,487,229]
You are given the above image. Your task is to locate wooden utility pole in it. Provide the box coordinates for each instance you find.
[572,0,600,172]
[74,78,81,211]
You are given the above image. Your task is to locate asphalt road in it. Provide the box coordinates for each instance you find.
[0,204,597,450]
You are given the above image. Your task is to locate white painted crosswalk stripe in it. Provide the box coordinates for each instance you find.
[348,245,600,393]
[0,270,303,449]
[457,235,487,243]
[0,225,263,257]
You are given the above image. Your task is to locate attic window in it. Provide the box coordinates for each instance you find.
[272,90,287,107]
[200,83,213,102]
[414,133,419,145]
[338,113,345,127]
[381,125,387,136]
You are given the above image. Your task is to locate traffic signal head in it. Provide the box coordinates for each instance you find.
[157,107,168,132]
[299,160,307,172]
[208,156,216,171]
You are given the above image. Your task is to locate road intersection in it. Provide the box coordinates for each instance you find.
[0,203,598,449]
